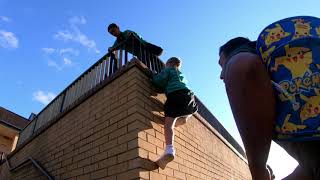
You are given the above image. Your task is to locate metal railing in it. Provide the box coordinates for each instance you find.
[17,34,164,147]
[4,155,54,180]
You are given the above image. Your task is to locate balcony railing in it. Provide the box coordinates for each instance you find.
[17,34,164,147]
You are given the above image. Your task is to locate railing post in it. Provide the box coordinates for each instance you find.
[113,53,118,73]
[125,50,128,65]
[105,56,110,79]
[108,55,113,76]
[119,49,123,68]
[31,117,38,134]
[151,54,156,72]
[145,49,150,69]
[60,92,66,113]
[156,55,161,73]
[139,40,144,64]
[132,34,135,60]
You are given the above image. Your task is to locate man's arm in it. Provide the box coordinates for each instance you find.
[108,30,145,52]
[123,30,148,46]
[224,52,275,180]
[108,39,120,52]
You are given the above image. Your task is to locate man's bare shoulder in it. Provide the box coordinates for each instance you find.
[226,52,264,77]
[231,52,260,62]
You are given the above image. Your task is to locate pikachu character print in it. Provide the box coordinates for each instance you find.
[270,45,312,79]
[276,114,307,133]
[300,89,320,122]
[257,16,320,141]
[292,18,312,40]
[316,27,320,36]
[259,46,275,64]
[261,23,290,48]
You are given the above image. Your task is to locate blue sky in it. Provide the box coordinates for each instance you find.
[1,0,320,179]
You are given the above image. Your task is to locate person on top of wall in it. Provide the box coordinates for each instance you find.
[107,23,163,61]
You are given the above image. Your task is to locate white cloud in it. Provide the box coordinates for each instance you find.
[0,30,18,48]
[63,57,72,65]
[41,47,79,56]
[54,16,100,53]
[33,90,56,105]
[0,16,10,22]
[75,31,100,53]
[42,48,78,69]
[48,60,62,70]
[54,31,73,41]
[69,16,86,25]
[42,47,55,54]
[59,48,79,56]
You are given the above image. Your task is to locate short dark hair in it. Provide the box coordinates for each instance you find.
[108,23,118,32]
[219,37,251,57]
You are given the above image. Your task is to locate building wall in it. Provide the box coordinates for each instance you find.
[0,124,19,154]
[0,107,28,156]
[0,62,251,180]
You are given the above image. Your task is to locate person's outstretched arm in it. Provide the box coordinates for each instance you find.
[224,52,276,180]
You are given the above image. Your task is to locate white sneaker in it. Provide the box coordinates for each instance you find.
[156,147,175,169]
[156,153,175,169]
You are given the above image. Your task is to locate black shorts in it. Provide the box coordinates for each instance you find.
[164,89,198,118]
[276,140,320,179]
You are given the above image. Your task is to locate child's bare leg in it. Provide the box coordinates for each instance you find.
[175,115,191,127]
[156,116,176,169]
[164,117,176,145]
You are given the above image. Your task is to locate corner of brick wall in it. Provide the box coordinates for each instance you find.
[0,61,251,180]
[0,64,154,180]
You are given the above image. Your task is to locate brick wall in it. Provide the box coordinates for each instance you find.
[0,60,251,180]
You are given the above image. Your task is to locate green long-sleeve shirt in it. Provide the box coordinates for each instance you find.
[110,30,147,51]
[152,67,189,95]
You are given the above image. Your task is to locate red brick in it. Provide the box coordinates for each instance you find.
[118,129,139,145]
[99,138,117,152]
[147,134,164,148]
[138,148,148,159]
[83,164,99,174]
[108,126,127,140]
[78,157,92,168]
[91,168,108,179]
[77,174,91,180]
[117,149,139,163]
[138,139,156,153]
[128,138,139,150]
[108,143,127,157]
[116,168,140,180]
[150,172,166,180]
[92,150,108,162]
[107,162,128,176]
[98,156,117,169]
[159,167,174,176]
[155,131,165,141]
